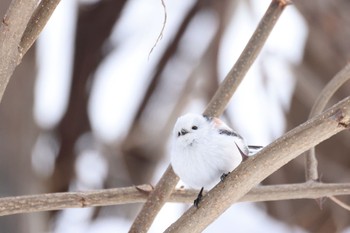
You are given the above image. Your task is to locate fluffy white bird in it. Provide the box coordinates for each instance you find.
[171,113,261,206]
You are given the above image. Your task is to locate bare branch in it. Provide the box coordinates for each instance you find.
[305,63,350,181]
[1,183,350,217]
[175,183,350,204]
[239,182,350,203]
[130,1,289,231]
[329,196,350,212]
[20,0,61,55]
[165,96,350,233]
[129,166,179,233]
[0,184,151,217]
[0,0,38,102]
[203,0,289,117]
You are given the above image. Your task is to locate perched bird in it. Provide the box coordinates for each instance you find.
[171,113,262,207]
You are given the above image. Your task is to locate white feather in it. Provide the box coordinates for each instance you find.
[171,113,249,189]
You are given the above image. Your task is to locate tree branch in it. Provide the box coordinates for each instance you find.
[20,0,61,55]
[129,166,179,233]
[203,0,290,117]
[329,196,350,212]
[1,183,350,217]
[130,1,289,231]
[0,0,60,103]
[0,0,38,102]
[165,96,350,233]
[305,63,350,181]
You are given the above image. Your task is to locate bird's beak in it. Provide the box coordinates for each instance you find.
[180,129,189,136]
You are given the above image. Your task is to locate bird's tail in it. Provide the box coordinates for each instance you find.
[248,145,263,155]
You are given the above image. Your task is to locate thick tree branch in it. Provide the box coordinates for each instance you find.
[165,96,350,233]
[0,0,61,103]
[1,183,350,217]
[130,1,289,232]
[305,63,350,181]
[0,0,38,102]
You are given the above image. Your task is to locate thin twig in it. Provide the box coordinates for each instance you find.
[130,1,289,232]
[0,0,38,102]
[329,196,350,212]
[1,183,350,217]
[20,0,61,55]
[305,63,350,181]
[148,0,167,59]
[165,96,350,233]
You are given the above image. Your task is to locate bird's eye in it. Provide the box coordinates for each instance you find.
[177,132,181,137]
[192,126,198,130]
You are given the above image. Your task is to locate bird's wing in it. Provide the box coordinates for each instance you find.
[212,117,250,156]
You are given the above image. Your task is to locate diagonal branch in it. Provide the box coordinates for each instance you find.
[20,0,61,55]
[1,183,350,217]
[203,0,290,117]
[0,0,61,103]
[329,196,350,211]
[305,63,350,181]
[165,96,350,233]
[130,1,290,232]
[0,0,38,102]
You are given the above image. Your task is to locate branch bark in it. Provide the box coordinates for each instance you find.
[130,1,289,231]
[0,0,38,102]
[1,183,350,217]
[305,63,350,181]
[165,96,350,233]
[20,0,61,55]
[203,0,290,117]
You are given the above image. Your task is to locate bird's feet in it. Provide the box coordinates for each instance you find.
[194,187,204,208]
[220,172,230,182]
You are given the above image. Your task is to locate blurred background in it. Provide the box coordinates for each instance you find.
[0,0,350,232]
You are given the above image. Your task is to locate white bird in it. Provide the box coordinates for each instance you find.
[171,113,262,207]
